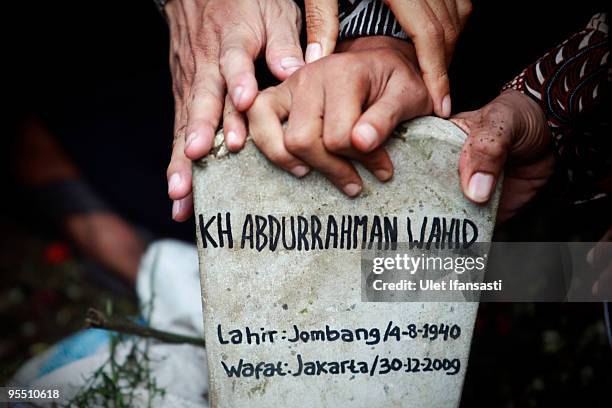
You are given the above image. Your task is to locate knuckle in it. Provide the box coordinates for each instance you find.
[286,69,314,93]
[218,49,243,78]
[218,47,234,68]
[323,131,349,153]
[345,58,368,79]
[325,55,367,84]
[219,42,253,69]
[284,130,315,154]
[266,148,290,167]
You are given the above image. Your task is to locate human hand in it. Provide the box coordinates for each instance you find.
[247,36,433,196]
[165,0,305,221]
[304,0,472,118]
[451,90,555,223]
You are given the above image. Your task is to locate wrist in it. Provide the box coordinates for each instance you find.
[499,89,552,158]
[337,36,416,60]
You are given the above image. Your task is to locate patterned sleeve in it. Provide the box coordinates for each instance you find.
[502,13,610,156]
[338,0,409,41]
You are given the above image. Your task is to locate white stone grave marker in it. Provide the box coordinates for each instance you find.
[193,117,500,407]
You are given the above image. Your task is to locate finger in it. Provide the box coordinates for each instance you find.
[456,0,473,28]
[587,227,612,269]
[457,112,513,204]
[247,87,311,177]
[322,79,365,154]
[184,59,225,161]
[444,0,461,29]
[323,83,394,181]
[388,0,451,118]
[168,128,194,202]
[304,0,339,63]
[168,79,193,202]
[428,0,460,57]
[285,90,363,196]
[351,73,431,153]
[354,147,394,182]
[494,154,554,224]
[219,34,259,111]
[222,94,247,152]
[265,3,306,79]
[172,192,193,222]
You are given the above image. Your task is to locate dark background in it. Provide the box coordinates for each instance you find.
[2,1,611,407]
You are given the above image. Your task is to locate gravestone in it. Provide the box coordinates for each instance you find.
[193,117,500,407]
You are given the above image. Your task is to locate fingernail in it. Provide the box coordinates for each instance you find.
[343,183,362,197]
[168,173,182,194]
[280,57,304,74]
[468,172,494,202]
[291,165,310,178]
[185,132,198,149]
[354,123,378,152]
[375,169,392,181]
[587,247,595,265]
[172,200,181,219]
[233,86,244,107]
[305,42,322,63]
[442,94,452,118]
[226,131,240,149]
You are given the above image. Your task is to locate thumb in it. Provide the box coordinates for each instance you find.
[452,114,512,204]
[304,0,339,63]
[265,4,306,80]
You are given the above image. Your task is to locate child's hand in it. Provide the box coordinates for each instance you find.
[247,36,433,197]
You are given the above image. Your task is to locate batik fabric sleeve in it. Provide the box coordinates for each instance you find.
[503,13,611,199]
[502,13,610,155]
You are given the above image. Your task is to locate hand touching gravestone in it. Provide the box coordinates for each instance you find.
[193,117,500,407]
